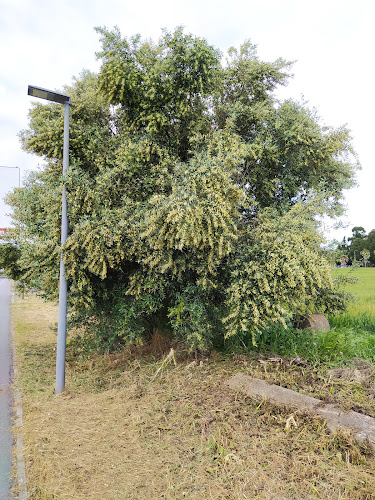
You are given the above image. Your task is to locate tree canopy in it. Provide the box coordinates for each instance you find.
[8,27,358,350]
[339,227,375,266]
[0,242,22,281]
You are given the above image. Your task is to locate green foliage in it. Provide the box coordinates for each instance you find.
[0,243,22,281]
[167,285,220,351]
[215,42,357,212]
[224,268,375,364]
[223,202,347,345]
[9,28,358,351]
[96,26,221,162]
[330,312,375,332]
[69,282,165,352]
[251,323,375,364]
[360,248,370,267]
[338,227,375,266]
[20,71,118,173]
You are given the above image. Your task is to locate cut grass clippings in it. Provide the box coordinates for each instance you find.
[12,294,375,499]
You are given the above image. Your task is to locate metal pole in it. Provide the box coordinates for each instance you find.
[55,101,69,394]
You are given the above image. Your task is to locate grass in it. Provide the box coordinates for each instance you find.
[333,267,375,307]
[329,268,375,332]
[251,324,375,365]
[11,291,375,499]
[237,267,375,366]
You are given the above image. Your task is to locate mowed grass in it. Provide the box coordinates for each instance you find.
[12,293,375,499]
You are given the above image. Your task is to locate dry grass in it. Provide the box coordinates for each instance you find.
[12,295,375,499]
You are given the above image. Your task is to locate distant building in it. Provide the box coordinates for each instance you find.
[0,228,7,245]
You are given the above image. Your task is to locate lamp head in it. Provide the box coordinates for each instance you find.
[28,85,71,104]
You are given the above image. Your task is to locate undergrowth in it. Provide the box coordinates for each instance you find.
[217,323,375,366]
[219,268,375,365]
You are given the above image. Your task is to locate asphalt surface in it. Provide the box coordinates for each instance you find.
[0,277,13,499]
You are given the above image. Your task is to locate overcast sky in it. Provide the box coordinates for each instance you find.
[0,0,374,242]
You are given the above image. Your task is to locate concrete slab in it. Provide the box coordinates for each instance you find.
[227,373,375,450]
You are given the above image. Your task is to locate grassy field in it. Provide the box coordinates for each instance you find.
[332,267,375,319]
[11,276,375,499]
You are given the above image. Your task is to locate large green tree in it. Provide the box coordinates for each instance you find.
[9,28,358,350]
[339,227,375,266]
[366,230,375,266]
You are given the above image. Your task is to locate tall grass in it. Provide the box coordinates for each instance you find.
[330,312,375,332]
[252,323,375,364]
[228,268,375,364]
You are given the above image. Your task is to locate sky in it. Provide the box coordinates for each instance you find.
[0,0,374,242]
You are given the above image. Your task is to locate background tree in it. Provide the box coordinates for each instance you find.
[8,28,358,351]
[348,226,366,262]
[0,243,22,281]
[339,255,349,268]
[338,227,375,266]
[365,230,375,266]
[360,249,370,267]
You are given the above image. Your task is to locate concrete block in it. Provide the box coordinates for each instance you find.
[227,373,375,450]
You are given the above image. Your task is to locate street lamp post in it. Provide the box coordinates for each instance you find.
[28,85,71,394]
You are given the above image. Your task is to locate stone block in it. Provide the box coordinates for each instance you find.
[227,373,375,450]
[295,313,330,331]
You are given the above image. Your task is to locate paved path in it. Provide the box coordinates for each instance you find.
[0,277,13,499]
